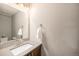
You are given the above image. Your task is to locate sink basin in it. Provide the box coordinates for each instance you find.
[10,44,33,55]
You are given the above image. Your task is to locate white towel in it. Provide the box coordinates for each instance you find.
[18,28,23,36]
[36,26,42,42]
[36,25,49,55]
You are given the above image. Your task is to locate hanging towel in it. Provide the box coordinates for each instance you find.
[36,25,42,43]
[36,24,49,55]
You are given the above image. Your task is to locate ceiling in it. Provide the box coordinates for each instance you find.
[0,3,19,16]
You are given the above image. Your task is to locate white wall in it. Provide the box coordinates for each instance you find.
[30,3,79,56]
[0,14,11,40]
[12,11,28,39]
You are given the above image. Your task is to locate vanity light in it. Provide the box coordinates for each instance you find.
[15,3,31,10]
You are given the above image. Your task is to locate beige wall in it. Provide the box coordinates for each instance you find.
[12,11,28,39]
[0,14,11,40]
[30,3,79,56]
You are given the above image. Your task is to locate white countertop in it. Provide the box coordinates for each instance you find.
[0,40,42,56]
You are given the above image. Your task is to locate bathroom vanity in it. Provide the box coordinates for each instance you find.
[0,40,42,56]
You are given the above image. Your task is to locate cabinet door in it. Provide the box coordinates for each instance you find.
[31,46,41,56]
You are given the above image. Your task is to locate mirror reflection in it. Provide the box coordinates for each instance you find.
[0,3,29,43]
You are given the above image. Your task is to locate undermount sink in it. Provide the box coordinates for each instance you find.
[10,44,33,55]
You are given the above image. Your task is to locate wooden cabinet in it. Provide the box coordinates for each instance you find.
[31,45,41,56]
[25,45,41,56]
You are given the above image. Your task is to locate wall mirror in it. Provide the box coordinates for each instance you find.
[0,3,29,43]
